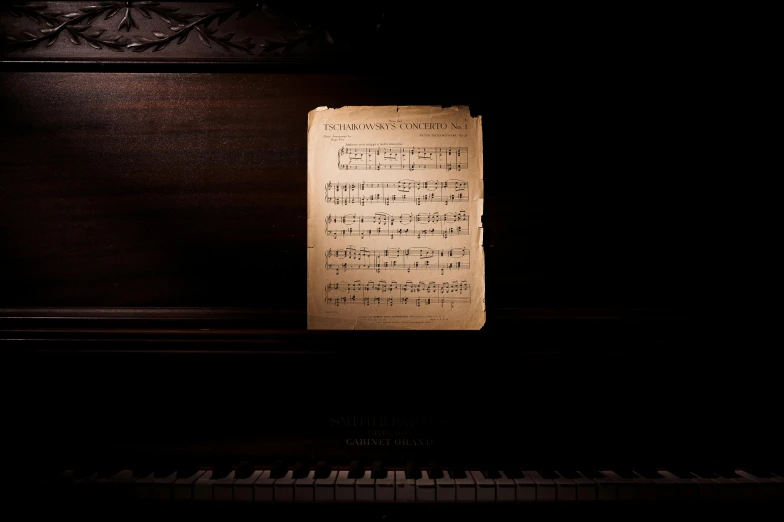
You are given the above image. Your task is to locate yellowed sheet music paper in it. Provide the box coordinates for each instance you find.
[307,106,485,330]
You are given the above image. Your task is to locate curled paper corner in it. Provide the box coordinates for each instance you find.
[308,106,332,132]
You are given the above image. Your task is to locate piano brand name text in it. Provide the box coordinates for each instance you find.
[346,438,434,446]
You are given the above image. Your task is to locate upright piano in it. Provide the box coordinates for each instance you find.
[2,1,779,516]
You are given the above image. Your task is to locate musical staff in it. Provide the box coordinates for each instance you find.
[325,211,469,239]
[338,146,468,171]
[326,246,469,275]
[325,179,468,206]
[325,279,471,307]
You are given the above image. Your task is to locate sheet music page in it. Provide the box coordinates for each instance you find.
[307,105,484,330]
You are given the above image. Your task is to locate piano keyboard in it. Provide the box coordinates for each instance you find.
[45,462,784,502]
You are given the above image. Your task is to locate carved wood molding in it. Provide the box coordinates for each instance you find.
[1,2,383,63]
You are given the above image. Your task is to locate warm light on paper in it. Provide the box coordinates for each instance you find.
[307,106,485,330]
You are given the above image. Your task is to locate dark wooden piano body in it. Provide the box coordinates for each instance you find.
[2,2,778,514]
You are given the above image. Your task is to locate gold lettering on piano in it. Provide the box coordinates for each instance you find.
[344,438,434,446]
[345,438,393,446]
[332,415,443,447]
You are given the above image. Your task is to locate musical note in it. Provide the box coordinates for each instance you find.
[325,211,469,239]
[325,246,469,275]
[325,279,471,307]
[338,146,468,171]
[325,179,468,206]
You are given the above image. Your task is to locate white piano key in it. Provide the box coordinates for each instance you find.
[335,470,355,501]
[71,471,99,498]
[355,470,375,502]
[294,470,315,502]
[527,471,556,502]
[727,471,757,501]
[314,470,337,502]
[600,471,637,501]
[97,470,134,484]
[454,470,475,502]
[57,470,75,482]
[736,470,777,500]
[233,470,262,502]
[554,472,577,501]
[495,471,516,502]
[469,471,496,502]
[652,470,679,500]
[771,473,784,497]
[193,470,218,501]
[91,469,132,499]
[435,471,456,502]
[514,472,537,502]
[394,470,416,502]
[574,473,597,501]
[657,470,698,501]
[153,471,178,500]
[133,472,155,499]
[274,470,295,501]
[375,471,395,502]
[213,470,236,501]
[631,471,657,501]
[592,471,617,501]
[74,472,99,484]
[253,470,276,502]
[415,471,435,502]
[173,470,206,501]
[689,472,717,500]
[711,474,739,501]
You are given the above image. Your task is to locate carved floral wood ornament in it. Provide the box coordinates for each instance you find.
[1,2,382,58]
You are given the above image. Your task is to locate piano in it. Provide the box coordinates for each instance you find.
[2,1,777,515]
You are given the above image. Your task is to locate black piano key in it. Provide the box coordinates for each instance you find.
[348,460,365,479]
[502,469,523,479]
[613,469,638,479]
[371,461,387,479]
[73,468,96,480]
[176,464,198,479]
[747,468,774,478]
[692,470,719,479]
[235,461,255,480]
[405,461,421,480]
[212,462,233,480]
[427,462,444,480]
[578,469,604,479]
[132,466,153,479]
[448,463,467,479]
[152,461,177,479]
[482,469,501,479]
[314,461,331,479]
[270,461,288,479]
[537,470,559,480]
[98,467,122,479]
[292,461,309,479]
[670,469,696,479]
[557,469,581,480]
[634,468,663,479]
